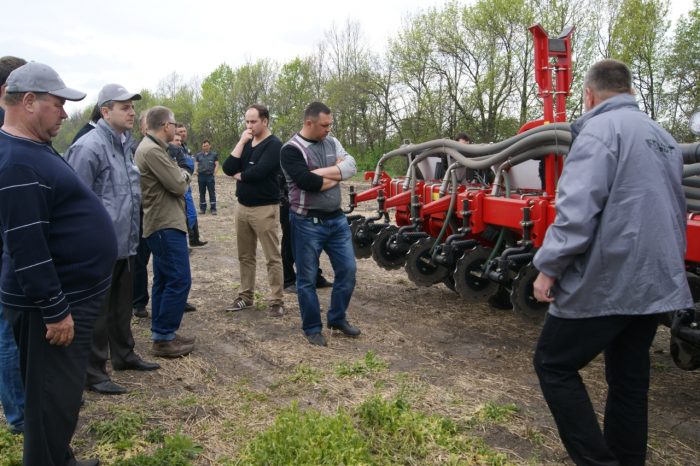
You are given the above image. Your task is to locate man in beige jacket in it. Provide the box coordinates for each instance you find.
[134,106,195,358]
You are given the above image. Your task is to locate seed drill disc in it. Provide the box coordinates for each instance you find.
[453,247,497,302]
[404,237,449,287]
[511,263,548,322]
[350,219,373,259]
[371,225,406,270]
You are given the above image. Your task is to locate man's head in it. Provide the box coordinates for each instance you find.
[245,104,270,137]
[97,84,141,134]
[3,62,86,142]
[455,132,471,144]
[172,134,182,146]
[146,106,177,143]
[302,101,332,141]
[0,56,27,103]
[176,123,188,142]
[583,59,633,112]
[138,111,149,136]
[202,140,210,153]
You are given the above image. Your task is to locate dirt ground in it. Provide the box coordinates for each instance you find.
[72,176,700,465]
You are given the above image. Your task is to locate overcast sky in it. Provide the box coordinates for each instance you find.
[2,0,694,115]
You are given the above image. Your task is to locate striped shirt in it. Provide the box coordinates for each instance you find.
[0,130,117,323]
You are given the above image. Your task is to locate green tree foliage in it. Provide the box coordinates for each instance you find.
[611,0,670,120]
[271,57,317,141]
[665,0,700,140]
[54,105,93,154]
[61,0,694,167]
[192,63,237,153]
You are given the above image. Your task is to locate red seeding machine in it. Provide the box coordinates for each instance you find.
[345,24,700,371]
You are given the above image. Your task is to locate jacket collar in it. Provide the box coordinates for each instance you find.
[96,119,134,152]
[571,93,639,140]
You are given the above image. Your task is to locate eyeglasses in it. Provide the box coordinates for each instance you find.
[163,121,178,127]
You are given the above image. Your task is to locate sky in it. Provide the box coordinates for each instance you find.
[2,0,695,115]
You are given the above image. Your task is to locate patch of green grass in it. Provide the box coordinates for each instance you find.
[177,395,200,407]
[335,351,388,377]
[287,363,322,385]
[232,395,509,465]
[234,401,371,465]
[0,426,22,466]
[88,409,146,451]
[525,426,545,446]
[357,395,507,464]
[112,432,202,466]
[253,290,265,310]
[475,402,519,424]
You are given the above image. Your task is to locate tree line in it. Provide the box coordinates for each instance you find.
[53,0,700,171]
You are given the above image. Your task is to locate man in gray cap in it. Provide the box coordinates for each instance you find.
[66,84,160,396]
[0,62,116,465]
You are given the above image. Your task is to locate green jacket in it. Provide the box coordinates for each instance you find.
[135,134,190,237]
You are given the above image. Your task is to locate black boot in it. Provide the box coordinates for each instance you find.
[189,222,208,247]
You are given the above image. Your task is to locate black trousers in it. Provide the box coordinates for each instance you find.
[280,201,296,286]
[533,313,659,466]
[133,236,151,309]
[86,258,139,385]
[280,202,325,286]
[6,292,106,466]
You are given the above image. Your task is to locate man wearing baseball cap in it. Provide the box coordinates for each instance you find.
[0,62,116,465]
[66,84,160,397]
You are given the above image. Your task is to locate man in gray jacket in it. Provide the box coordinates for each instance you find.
[532,60,692,465]
[66,84,159,395]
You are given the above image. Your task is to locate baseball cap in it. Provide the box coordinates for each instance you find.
[97,83,142,106]
[5,62,86,101]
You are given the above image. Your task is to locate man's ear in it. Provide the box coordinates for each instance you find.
[23,92,38,112]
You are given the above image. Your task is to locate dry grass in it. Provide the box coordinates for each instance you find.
[3,177,697,465]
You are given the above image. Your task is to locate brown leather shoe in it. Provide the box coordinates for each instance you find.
[268,304,285,317]
[152,338,194,358]
[174,333,196,345]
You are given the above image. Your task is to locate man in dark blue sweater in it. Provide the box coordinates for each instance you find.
[0,55,27,437]
[0,62,117,466]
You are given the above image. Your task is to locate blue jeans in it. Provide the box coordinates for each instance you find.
[0,308,24,432]
[146,229,191,341]
[198,174,216,212]
[290,212,356,335]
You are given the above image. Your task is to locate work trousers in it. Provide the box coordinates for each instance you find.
[132,236,151,309]
[86,257,139,385]
[197,174,216,212]
[6,293,106,466]
[533,313,659,466]
[236,203,283,306]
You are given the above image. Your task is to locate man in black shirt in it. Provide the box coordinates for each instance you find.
[222,104,284,316]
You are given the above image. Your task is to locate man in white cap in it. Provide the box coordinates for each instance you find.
[0,62,116,465]
[66,84,160,396]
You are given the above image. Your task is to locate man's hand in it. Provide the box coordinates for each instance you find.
[533,272,556,303]
[238,129,253,146]
[45,313,74,346]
